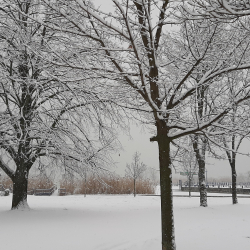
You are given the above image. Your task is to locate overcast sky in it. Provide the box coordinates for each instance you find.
[91,0,250,180]
[112,124,250,179]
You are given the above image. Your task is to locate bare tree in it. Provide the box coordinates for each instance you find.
[191,80,208,207]
[180,149,198,197]
[0,0,117,210]
[125,151,146,197]
[197,69,250,204]
[215,72,250,204]
[37,1,250,249]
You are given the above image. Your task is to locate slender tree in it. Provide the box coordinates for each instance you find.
[200,69,250,205]
[125,151,147,197]
[180,148,198,197]
[191,82,208,207]
[217,72,250,204]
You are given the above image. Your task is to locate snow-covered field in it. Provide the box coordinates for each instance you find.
[0,189,250,250]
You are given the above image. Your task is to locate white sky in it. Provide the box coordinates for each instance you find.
[91,0,250,180]
[112,124,250,180]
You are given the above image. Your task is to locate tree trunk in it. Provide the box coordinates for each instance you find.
[84,169,87,198]
[224,136,238,205]
[231,161,238,204]
[230,140,238,205]
[192,135,207,207]
[188,175,191,198]
[134,178,136,197]
[192,84,208,207]
[198,160,207,207]
[11,167,30,210]
[158,135,176,250]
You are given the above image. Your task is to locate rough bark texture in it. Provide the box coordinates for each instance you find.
[157,129,176,250]
[11,167,30,210]
[228,146,238,204]
[230,122,238,205]
[230,137,238,204]
[193,135,207,207]
[198,158,207,207]
[231,165,238,204]
[191,84,208,207]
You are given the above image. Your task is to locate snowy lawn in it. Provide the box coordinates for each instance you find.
[0,192,250,250]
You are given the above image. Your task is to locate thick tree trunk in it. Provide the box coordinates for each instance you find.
[158,135,176,250]
[231,162,238,204]
[11,168,30,210]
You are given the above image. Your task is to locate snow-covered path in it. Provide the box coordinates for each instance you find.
[0,193,249,250]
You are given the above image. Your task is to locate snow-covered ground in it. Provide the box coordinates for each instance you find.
[0,189,250,250]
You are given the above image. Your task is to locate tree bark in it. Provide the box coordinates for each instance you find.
[231,160,238,204]
[198,164,207,207]
[224,136,238,205]
[188,175,191,198]
[157,132,176,250]
[192,83,208,207]
[192,135,207,207]
[11,166,30,210]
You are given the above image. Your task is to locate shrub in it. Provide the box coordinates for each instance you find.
[28,176,54,190]
[0,171,156,195]
[1,176,12,190]
[72,174,156,195]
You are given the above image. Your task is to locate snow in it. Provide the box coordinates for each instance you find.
[0,190,250,250]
